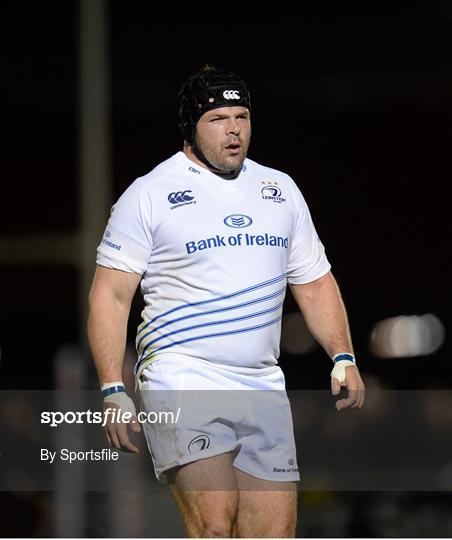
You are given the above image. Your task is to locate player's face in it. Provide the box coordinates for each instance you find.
[195,106,251,172]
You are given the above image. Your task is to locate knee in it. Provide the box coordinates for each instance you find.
[265,519,296,538]
[202,519,234,538]
[235,517,296,538]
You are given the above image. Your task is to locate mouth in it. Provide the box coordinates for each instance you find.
[225,143,242,154]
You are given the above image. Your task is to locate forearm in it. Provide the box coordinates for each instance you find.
[88,295,130,385]
[290,272,354,358]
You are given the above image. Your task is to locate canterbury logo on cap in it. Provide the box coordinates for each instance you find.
[223,90,241,100]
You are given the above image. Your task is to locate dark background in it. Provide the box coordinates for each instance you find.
[1,1,451,537]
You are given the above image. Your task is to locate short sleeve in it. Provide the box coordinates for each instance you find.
[287,186,331,284]
[96,180,153,275]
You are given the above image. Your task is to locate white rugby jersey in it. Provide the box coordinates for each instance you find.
[97,151,331,375]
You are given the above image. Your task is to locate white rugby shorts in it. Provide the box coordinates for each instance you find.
[137,354,300,483]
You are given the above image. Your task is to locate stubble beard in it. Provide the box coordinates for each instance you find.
[200,141,249,173]
[192,125,251,174]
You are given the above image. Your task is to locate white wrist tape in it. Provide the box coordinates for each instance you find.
[101,381,137,417]
[103,391,137,418]
[331,353,356,383]
[331,361,356,383]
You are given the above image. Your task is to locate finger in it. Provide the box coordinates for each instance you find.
[357,389,366,408]
[331,377,341,396]
[351,389,362,409]
[336,398,356,410]
[352,391,362,409]
[130,415,141,433]
[116,423,139,453]
[343,388,365,409]
[336,389,359,410]
[103,427,112,447]
[107,426,121,450]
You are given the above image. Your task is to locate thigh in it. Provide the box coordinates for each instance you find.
[234,468,298,538]
[138,357,244,481]
[168,452,239,538]
[234,388,300,483]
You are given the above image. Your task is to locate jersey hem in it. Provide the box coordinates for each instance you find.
[135,352,281,381]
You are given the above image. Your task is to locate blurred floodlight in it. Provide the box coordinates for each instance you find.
[370,314,445,358]
[281,312,317,354]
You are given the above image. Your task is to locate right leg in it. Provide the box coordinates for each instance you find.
[233,468,297,538]
[167,451,239,538]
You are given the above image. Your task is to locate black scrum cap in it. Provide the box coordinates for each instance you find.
[178,67,251,144]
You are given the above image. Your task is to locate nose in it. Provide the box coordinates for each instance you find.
[227,118,240,135]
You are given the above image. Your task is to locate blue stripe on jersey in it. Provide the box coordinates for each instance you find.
[136,272,287,337]
[135,315,282,373]
[136,287,286,350]
[139,301,284,361]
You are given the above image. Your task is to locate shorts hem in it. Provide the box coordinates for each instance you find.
[156,442,240,482]
[233,462,300,483]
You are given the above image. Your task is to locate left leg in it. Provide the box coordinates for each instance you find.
[168,452,239,538]
[233,468,297,538]
[230,380,300,537]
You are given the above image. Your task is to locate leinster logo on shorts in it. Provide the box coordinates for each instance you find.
[188,435,211,453]
[261,181,286,203]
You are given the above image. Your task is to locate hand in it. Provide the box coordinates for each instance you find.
[331,363,365,411]
[103,392,141,453]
